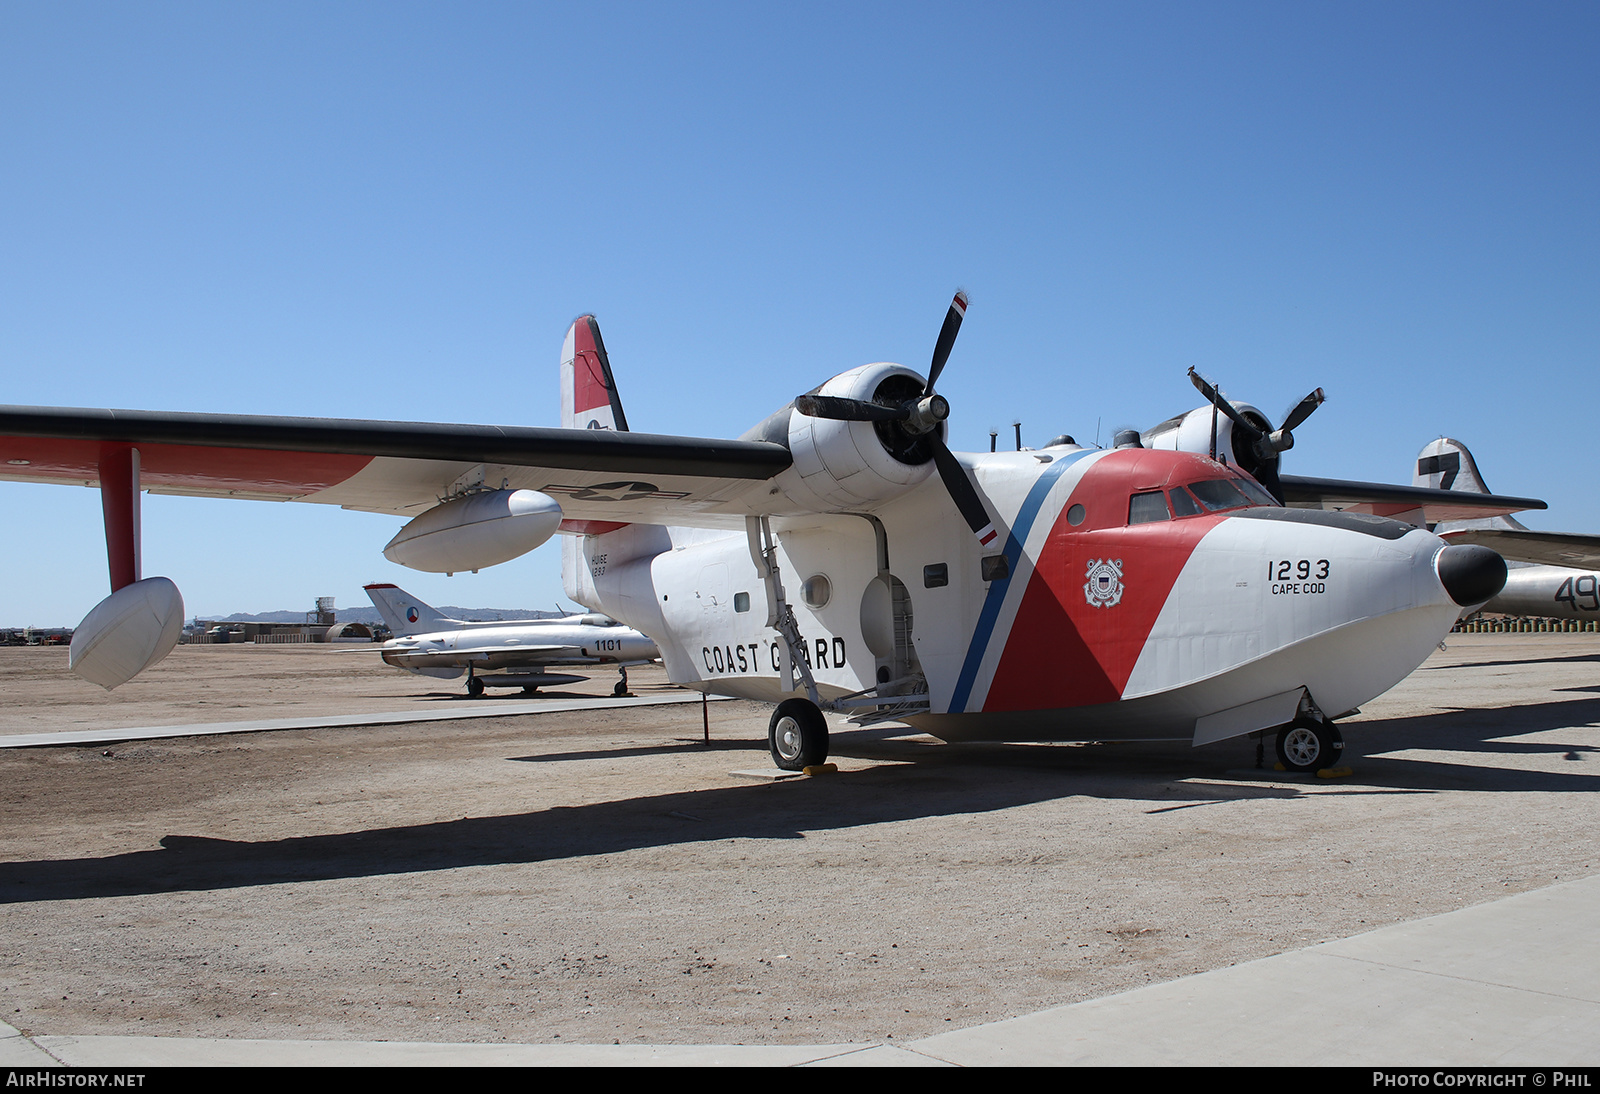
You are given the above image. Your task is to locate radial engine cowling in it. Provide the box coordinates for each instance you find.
[1141,403,1274,480]
[384,489,562,574]
[781,363,940,510]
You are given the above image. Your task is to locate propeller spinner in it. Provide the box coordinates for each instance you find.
[796,292,998,548]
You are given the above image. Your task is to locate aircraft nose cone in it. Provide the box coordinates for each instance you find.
[1435,544,1507,606]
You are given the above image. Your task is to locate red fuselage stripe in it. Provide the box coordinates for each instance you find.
[985,449,1233,712]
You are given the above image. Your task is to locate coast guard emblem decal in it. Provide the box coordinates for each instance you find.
[1084,558,1125,608]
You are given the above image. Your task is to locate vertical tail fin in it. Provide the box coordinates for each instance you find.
[560,315,630,431]
[559,315,636,610]
[363,584,461,636]
[1414,437,1492,493]
[1414,438,1528,532]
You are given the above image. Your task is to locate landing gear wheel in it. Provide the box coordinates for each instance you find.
[768,698,829,771]
[521,686,540,696]
[467,676,485,698]
[613,666,630,698]
[1275,718,1343,774]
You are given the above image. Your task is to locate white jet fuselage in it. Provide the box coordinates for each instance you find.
[379,619,658,675]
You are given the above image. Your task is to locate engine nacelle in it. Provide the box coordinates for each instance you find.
[1141,402,1275,482]
[777,363,939,510]
[69,576,185,690]
[384,489,562,574]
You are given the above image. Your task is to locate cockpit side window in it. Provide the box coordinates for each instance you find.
[1128,491,1171,525]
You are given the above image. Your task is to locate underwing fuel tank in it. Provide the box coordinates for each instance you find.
[69,576,185,690]
[383,489,562,574]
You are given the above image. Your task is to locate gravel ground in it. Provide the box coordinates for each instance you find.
[1,634,1596,1046]
[0,643,649,736]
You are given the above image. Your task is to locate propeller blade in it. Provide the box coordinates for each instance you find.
[925,290,969,394]
[1280,387,1325,433]
[931,434,999,549]
[794,394,909,422]
[1186,368,1263,440]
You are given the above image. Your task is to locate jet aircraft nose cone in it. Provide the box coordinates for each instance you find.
[1435,544,1508,607]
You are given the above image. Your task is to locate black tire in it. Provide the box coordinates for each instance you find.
[1275,718,1343,774]
[521,686,540,696]
[467,676,485,698]
[768,698,829,771]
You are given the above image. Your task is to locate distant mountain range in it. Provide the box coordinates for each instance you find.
[205,606,571,625]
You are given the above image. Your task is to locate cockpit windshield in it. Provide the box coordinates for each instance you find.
[1233,478,1279,508]
[1128,473,1280,525]
[1186,478,1250,512]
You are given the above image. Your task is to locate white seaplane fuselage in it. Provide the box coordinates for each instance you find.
[568,443,1475,746]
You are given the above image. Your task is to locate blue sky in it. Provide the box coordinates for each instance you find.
[2,2,1595,624]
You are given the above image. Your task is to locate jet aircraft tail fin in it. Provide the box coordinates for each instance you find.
[560,315,630,432]
[1414,438,1528,533]
[364,583,462,636]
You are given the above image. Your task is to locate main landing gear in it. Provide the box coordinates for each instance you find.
[768,698,829,771]
[1275,717,1343,774]
[613,665,632,698]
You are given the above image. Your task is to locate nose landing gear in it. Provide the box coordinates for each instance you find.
[1275,717,1343,774]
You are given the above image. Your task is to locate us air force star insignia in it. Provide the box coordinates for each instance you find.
[1084,558,1125,608]
[542,481,691,502]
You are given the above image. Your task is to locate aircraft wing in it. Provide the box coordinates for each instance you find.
[1278,475,1546,524]
[0,406,792,528]
[1437,529,1600,568]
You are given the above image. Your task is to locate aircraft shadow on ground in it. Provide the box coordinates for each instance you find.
[510,739,764,763]
[1334,695,1600,794]
[3,736,1303,904]
[1423,652,1600,671]
[6,697,1598,905]
[407,689,610,703]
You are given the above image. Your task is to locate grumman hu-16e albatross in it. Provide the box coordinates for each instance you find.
[363,582,658,697]
[0,295,1540,773]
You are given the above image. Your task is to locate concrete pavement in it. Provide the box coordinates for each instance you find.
[9,871,1597,1067]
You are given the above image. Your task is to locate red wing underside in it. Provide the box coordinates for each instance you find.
[0,437,371,496]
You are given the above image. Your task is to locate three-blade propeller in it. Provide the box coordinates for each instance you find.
[1186,367,1326,500]
[795,291,998,548]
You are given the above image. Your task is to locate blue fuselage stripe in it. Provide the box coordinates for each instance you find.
[948,450,1095,713]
